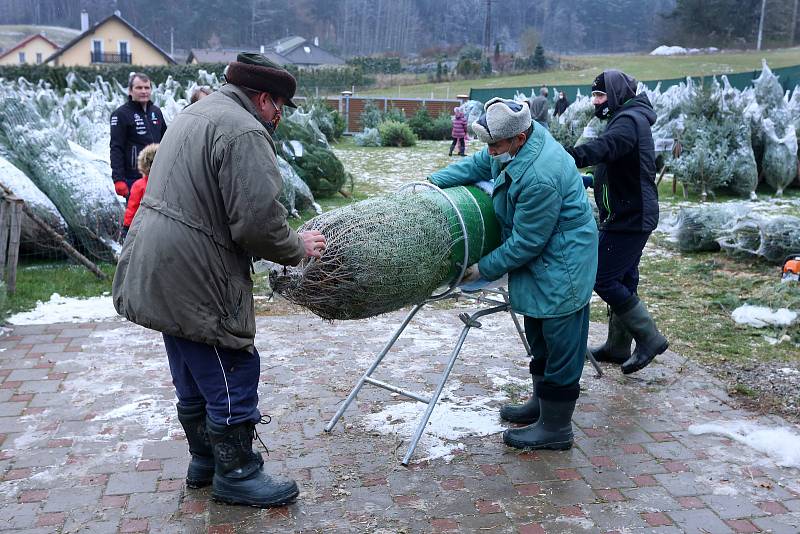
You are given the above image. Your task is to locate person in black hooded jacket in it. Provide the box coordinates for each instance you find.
[564,69,668,375]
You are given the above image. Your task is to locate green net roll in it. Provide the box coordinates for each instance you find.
[271,184,501,320]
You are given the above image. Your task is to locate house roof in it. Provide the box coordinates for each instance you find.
[265,35,345,66]
[0,33,58,61]
[44,13,176,65]
[187,48,290,66]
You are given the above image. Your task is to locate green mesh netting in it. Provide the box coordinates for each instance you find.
[272,185,501,320]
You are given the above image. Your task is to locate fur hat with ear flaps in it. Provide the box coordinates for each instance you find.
[471,97,532,144]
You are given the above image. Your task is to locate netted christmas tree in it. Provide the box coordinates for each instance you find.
[271,185,501,320]
[672,82,757,200]
[0,90,122,260]
[550,92,594,147]
[0,154,68,256]
[672,203,752,252]
[751,61,799,195]
[718,214,800,264]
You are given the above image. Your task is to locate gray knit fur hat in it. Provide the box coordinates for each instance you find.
[472,97,532,144]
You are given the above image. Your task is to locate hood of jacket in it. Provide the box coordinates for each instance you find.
[602,69,637,115]
[615,93,657,126]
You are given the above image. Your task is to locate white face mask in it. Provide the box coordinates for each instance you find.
[491,139,518,164]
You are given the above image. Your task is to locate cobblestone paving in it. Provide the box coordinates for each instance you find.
[0,308,799,533]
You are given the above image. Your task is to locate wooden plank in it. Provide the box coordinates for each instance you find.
[6,200,22,293]
[0,200,9,282]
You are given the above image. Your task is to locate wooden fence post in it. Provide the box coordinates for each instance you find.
[6,198,23,293]
[0,200,9,283]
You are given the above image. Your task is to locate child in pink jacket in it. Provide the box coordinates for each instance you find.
[449,108,468,156]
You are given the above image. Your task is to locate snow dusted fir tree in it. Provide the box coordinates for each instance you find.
[752,60,799,196]
[672,84,736,200]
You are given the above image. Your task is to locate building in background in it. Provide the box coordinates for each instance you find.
[0,33,58,65]
[268,36,345,68]
[46,11,175,67]
[187,37,344,68]
[186,47,288,66]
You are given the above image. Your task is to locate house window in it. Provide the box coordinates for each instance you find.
[36,52,42,64]
[91,39,103,62]
[118,41,130,63]
[18,52,25,64]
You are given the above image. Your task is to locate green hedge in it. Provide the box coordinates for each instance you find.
[346,57,402,74]
[0,62,369,93]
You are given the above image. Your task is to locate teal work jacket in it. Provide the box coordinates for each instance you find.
[429,122,598,318]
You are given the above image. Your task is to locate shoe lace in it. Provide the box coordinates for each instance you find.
[252,415,272,455]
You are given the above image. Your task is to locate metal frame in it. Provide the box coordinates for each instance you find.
[324,287,603,465]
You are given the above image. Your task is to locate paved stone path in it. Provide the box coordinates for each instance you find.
[0,308,799,533]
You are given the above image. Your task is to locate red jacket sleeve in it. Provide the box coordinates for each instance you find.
[123,177,147,227]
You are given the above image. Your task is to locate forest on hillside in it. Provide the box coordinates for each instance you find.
[1,0,798,56]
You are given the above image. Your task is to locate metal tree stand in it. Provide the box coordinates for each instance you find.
[324,182,602,465]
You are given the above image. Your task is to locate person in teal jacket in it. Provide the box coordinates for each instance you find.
[429,98,598,451]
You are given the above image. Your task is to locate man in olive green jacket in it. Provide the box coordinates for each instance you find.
[112,53,325,508]
[429,98,598,451]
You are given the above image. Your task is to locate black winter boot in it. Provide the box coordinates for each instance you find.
[499,374,543,424]
[503,397,576,450]
[175,402,215,488]
[615,296,668,374]
[207,418,298,508]
[590,309,633,364]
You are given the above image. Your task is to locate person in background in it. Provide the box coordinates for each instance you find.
[554,90,570,119]
[429,98,598,451]
[121,143,158,242]
[110,73,167,201]
[113,53,327,508]
[564,69,668,375]
[528,86,550,130]
[190,86,213,105]
[449,107,469,156]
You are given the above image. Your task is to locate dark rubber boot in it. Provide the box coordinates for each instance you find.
[175,402,215,488]
[590,310,633,364]
[616,296,669,374]
[207,418,299,508]
[503,398,576,451]
[499,375,543,424]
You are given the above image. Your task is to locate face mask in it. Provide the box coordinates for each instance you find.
[491,139,518,164]
[594,102,611,120]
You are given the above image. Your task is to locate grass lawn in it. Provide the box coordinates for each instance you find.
[1,261,115,320]
[356,47,800,99]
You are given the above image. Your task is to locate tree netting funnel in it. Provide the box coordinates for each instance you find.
[271,184,501,320]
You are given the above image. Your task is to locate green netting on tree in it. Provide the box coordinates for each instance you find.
[271,185,500,320]
[273,117,348,197]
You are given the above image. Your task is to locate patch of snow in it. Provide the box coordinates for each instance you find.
[650,45,688,56]
[689,421,800,469]
[7,293,119,325]
[731,304,797,328]
[359,378,506,463]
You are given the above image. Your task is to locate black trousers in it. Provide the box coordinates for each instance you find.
[449,137,465,155]
[594,230,651,309]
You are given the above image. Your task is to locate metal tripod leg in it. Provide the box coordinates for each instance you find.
[401,322,470,465]
[586,348,603,378]
[401,303,508,465]
[324,302,425,433]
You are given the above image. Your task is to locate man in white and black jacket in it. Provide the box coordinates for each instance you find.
[109,72,167,200]
[564,69,668,375]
